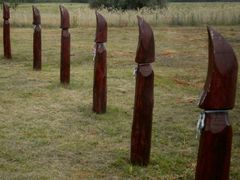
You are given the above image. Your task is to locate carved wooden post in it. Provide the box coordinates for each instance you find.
[195,26,238,180]
[130,16,155,166]
[3,2,11,59]
[93,12,107,114]
[59,5,70,84]
[32,6,41,70]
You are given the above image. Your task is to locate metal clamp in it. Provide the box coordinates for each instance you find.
[133,66,138,77]
[92,43,107,61]
[196,111,205,139]
[92,43,96,61]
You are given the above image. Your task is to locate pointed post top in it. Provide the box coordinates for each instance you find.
[3,2,10,19]
[95,11,107,43]
[135,16,155,64]
[199,27,238,110]
[32,6,41,25]
[207,26,237,57]
[59,5,70,29]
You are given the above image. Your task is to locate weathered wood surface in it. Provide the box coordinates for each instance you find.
[196,27,238,180]
[199,27,238,110]
[59,5,70,84]
[95,11,107,43]
[33,6,41,70]
[196,112,232,180]
[3,2,11,59]
[135,16,154,64]
[131,64,154,166]
[130,16,155,166]
[93,12,107,114]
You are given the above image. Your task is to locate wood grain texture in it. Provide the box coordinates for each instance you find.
[93,12,107,113]
[33,6,41,70]
[196,27,237,179]
[131,65,154,166]
[60,30,70,84]
[130,17,155,166]
[3,3,11,59]
[60,5,70,84]
[195,112,232,180]
[199,27,238,110]
[93,43,107,114]
[33,26,41,70]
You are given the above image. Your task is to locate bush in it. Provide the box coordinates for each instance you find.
[70,0,89,2]
[89,0,167,10]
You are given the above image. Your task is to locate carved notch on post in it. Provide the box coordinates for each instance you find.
[32,6,42,70]
[3,2,11,59]
[195,26,238,180]
[130,16,155,166]
[59,5,70,84]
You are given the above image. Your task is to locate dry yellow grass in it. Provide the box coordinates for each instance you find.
[0,3,240,28]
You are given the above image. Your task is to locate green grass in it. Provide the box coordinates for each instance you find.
[0,4,240,179]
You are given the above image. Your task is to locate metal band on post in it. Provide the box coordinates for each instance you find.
[196,110,229,138]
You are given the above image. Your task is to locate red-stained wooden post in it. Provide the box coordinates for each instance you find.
[3,2,11,59]
[93,12,107,114]
[195,26,238,180]
[32,6,41,70]
[59,5,70,84]
[130,16,155,166]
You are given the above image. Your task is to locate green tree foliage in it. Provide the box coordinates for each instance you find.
[89,0,168,10]
[0,0,88,3]
[0,0,19,9]
[0,0,88,9]
[70,0,88,2]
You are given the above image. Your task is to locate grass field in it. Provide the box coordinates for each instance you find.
[0,3,240,179]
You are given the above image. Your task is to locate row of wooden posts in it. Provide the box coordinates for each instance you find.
[2,2,238,179]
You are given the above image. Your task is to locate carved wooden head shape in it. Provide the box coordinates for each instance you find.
[135,16,155,64]
[59,5,70,29]
[199,26,238,110]
[32,6,41,25]
[95,11,107,43]
[3,2,10,20]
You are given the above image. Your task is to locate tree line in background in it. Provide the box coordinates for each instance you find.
[0,0,88,2]
[168,0,240,1]
[89,0,167,10]
[1,0,240,10]
[89,0,240,10]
